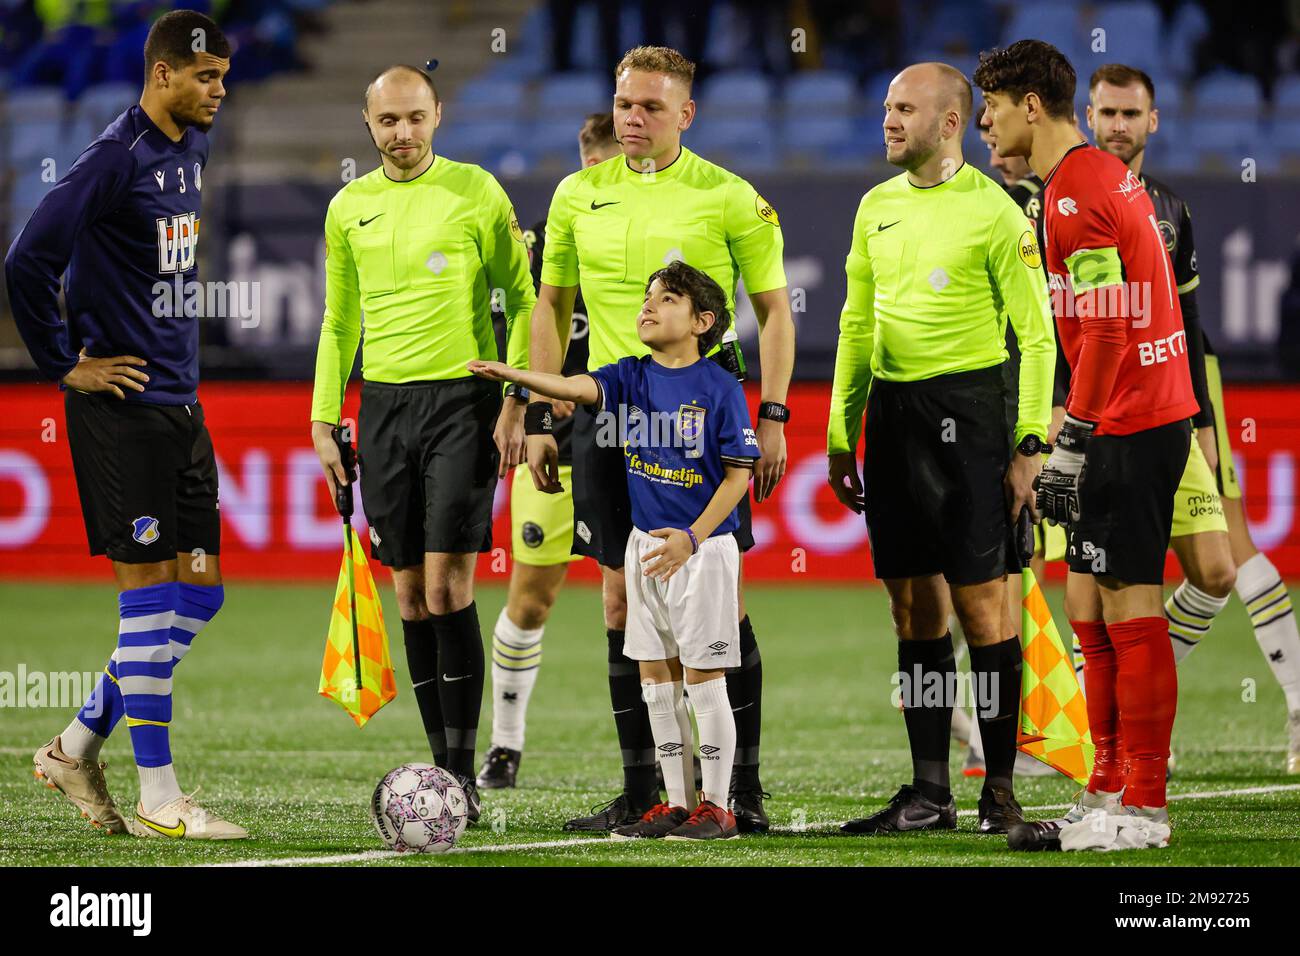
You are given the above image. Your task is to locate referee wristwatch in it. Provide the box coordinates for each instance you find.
[1016,433,1049,457]
[504,383,530,403]
[758,401,790,424]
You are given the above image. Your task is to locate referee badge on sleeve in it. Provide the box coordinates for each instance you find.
[509,208,524,242]
[755,195,779,226]
[1017,229,1041,269]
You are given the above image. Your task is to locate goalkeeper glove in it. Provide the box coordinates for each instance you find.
[1035,414,1094,526]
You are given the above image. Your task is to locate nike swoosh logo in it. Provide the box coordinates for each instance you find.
[136,813,185,838]
[590,201,620,210]
[731,702,755,712]
[877,220,901,231]
[360,214,383,226]
[442,674,471,682]
[612,708,633,715]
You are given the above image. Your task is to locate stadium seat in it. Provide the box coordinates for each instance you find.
[1274,75,1300,120]
[1090,2,1166,79]
[781,71,856,116]
[452,77,528,120]
[685,116,777,172]
[1000,4,1087,68]
[74,82,136,134]
[1194,70,1264,117]
[536,72,607,119]
[1186,70,1264,165]
[699,71,774,112]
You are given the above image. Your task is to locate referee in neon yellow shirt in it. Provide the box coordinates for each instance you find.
[826,63,1055,837]
[525,46,795,834]
[309,65,536,822]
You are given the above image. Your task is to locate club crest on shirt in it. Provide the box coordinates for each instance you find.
[131,516,160,545]
[677,404,705,455]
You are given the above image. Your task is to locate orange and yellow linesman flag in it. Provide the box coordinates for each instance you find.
[1017,567,1094,784]
[319,525,397,727]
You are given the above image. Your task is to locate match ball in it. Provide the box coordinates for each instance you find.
[370,763,468,853]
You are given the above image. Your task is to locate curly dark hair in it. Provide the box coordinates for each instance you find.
[973,39,1076,121]
[644,260,731,356]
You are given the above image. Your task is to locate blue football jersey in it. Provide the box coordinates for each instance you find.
[589,355,759,536]
[5,105,209,404]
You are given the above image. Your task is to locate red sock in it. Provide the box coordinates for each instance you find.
[1109,616,1177,808]
[1073,620,1124,794]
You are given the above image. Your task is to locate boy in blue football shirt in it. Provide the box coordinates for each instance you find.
[470,261,759,840]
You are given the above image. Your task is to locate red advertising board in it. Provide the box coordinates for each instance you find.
[0,381,1297,581]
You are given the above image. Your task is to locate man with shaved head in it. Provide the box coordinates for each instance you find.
[310,63,537,825]
[827,62,1056,835]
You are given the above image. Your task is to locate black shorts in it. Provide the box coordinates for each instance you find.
[569,402,754,569]
[1066,418,1191,585]
[358,377,501,567]
[65,389,221,564]
[862,365,1020,585]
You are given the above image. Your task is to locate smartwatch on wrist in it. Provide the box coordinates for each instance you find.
[758,401,790,424]
[1016,433,1048,457]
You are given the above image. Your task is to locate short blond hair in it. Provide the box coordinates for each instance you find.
[579,112,616,154]
[615,45,695,90]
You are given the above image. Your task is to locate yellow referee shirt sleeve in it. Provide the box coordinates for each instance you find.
[724,178,786,294]
[311,198,361,424]
[827,195,876,456]
[539,173,580,289]
[988,199,1054,444]
[478,175,537,371]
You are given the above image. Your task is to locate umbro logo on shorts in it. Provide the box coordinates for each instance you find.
[658,742,684,755]
[708,641,729,652]
[131,516,160,545]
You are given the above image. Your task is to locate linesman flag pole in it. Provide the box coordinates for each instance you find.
[318,422,397,727]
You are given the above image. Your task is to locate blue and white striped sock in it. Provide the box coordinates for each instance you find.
[62,583,224,764]
[116,582,181,811]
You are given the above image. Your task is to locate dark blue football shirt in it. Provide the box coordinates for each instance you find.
[589,354,758,537]
[5,105,209,405]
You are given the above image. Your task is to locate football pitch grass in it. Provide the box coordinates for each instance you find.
[2,580,1298,867]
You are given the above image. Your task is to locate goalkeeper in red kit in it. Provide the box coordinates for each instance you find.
[977,40,1199,851]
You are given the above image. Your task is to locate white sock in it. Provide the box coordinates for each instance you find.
[60,719,104,762]
[1236,552,1300,713]
[1166,580,1230,664]
[138,764,181,814]
[489,608,543,751]
[687,677,736,808]
[642,680,691,808]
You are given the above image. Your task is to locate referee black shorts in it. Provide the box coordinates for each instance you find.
[1066,418,1191,585]
[65,389,221,564]
[357,377,501,567]
[569,402,755,570]
[861,364,1020,586]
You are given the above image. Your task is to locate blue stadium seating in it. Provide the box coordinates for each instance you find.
[536,73,608,118]
[699,71,774,112]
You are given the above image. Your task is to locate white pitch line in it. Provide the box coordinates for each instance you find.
[202,782,1300,865]
[206,837,609,867]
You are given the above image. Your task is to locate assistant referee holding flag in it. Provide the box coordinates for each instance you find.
[827,63,1055,835]
[310,65,536,822]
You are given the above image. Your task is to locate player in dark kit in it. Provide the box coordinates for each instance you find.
[5,11,245,839]
[977,40,1200,850]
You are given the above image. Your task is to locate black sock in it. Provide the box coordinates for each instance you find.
[726,614,763,789]
[899,633,956,804]
[402,618,446,767]
[431,603,485,780]
[968,637,1023,792]
[607,628,657,805]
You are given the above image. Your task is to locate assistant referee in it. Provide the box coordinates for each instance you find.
[826,63,1055,836]
[310,65,537,822]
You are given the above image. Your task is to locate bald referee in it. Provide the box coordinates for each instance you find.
[827,63,1055,835]
[526,46,795,833]
[310,65,536,823]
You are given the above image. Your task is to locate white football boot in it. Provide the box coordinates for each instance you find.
[33,736,129,834]
[1287,711,1300,775]
[130,788,249,840]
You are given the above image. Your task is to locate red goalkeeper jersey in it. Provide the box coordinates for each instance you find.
[1043,143,1198,435]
